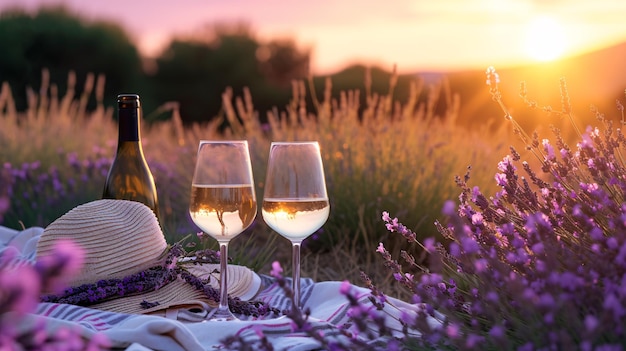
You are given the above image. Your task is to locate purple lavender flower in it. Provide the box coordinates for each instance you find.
[1,239,110,349]
[270,261,283,278]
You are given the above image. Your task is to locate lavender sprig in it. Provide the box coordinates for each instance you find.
[41,266,177,306]
[177,268,281,317]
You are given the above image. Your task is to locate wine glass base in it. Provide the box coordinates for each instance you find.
[204,308,239,322]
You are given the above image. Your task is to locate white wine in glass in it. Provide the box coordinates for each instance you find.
[189,140,257,321]
[262,142,330,310]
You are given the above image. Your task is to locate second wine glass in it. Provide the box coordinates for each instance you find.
[189,140,257,321]
[262,141,330,311]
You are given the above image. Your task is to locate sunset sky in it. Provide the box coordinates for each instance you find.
[2,0,626,74]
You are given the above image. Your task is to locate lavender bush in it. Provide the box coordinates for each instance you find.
[369,69,626,349]
[1,151,110,230]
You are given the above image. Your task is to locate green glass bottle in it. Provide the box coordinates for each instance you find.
[103,94,160,221]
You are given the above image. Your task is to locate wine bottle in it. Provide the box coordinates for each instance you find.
[103,94,160,221]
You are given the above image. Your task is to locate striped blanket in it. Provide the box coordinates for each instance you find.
[1,226,430,350]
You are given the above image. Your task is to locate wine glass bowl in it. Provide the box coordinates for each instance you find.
[261,199,329,242]
[189,185,256,241]
[189,140,257,321]
[262,142,329,310]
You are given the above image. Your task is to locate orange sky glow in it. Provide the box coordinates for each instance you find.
[3,0,626,74]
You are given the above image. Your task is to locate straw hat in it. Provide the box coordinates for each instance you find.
[36,199,260,315]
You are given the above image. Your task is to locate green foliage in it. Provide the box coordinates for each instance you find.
[0,8,311,125]
[0,6,142,111]
[149,24,306,125]
[257,37,310,87]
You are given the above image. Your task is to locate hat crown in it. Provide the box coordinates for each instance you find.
[37,199,167,287]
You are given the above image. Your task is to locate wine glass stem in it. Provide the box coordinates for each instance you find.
[218,242,230,312]
[292,242,301,310]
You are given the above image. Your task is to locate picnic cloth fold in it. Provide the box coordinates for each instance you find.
[1,226,434,350]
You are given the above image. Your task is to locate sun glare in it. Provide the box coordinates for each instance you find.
[524,15,567,62]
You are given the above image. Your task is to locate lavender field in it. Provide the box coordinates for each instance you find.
[2,67,626,349]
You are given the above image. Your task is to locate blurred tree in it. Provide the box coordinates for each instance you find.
[149,22,310,125]
[0,6,143,110]
[257,38,310,87]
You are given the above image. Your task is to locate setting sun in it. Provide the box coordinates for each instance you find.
[524,15,568,62]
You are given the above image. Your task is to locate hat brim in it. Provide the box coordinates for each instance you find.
[185,263,262,301]
[85,264,261,315]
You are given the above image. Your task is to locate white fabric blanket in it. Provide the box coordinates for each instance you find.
[1,226,431,350]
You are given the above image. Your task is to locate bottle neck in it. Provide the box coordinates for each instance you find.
[118,108,141,142]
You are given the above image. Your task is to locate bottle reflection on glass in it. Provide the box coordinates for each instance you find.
[103,94,160,221]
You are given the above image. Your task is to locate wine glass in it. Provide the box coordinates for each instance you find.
[262,142,330,310]
[189,140,257,321]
